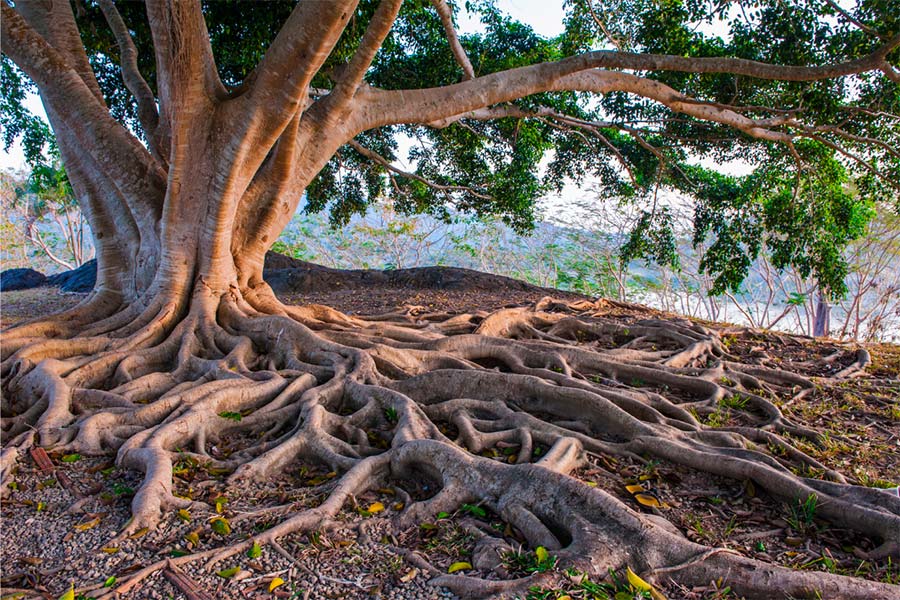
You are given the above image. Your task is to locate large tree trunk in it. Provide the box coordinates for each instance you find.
[3,2,900,599]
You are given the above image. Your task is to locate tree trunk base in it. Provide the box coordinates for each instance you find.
[1,292,897,599]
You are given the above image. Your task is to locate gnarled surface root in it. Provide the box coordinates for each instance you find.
[2,292,898,599]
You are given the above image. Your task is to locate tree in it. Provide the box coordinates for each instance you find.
[2,1,899,597]
[10,158,93,270]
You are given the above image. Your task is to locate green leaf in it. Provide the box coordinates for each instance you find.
[535,546,549,563]
[247,541,262,559]
[60,454,81,463]
[216,566,240,578]
[218,411,242,422]
[103,576,116,588]
[461,503,487,518]
[210,517,231,535]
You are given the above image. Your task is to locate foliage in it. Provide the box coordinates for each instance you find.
[2,0,898,295]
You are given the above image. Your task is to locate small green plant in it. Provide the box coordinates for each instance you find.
[503,546,557,575]
[787,493,818,533]
[384,406,398,424]
[723,515,738,538]
[720,394,748,410]
[855,470,895,489]
[705,406,730,427]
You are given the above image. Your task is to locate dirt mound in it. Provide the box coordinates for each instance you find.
[262,252,559,295]
[7,252,574,302]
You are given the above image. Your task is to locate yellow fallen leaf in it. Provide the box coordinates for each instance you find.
[367,502,385,514]
[625,484,645,494]
[634,493,669,509]
[184,531,200,546]
[626,567,652,591]
[399,568,418,582]
[57,583,75,600]
[101,547,119,554]
[128,527,149,539]
[535,546,549,563]
[557,596,572,600]
[626,568,667,600]
[447,561,472,573]
[268,577,285,592]
[214,497,228,514]
[177,509,191,522]
[393,502,405,511]
[585,481,597,487]
[74,517,101,532]
[744,479,756,498]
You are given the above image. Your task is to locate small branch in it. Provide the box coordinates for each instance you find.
[809,134,900,189]
[162,561,214,600]
[823,0,885,39]
[430,0,476,79]
[582,0,622,49]
[348,139,491,199]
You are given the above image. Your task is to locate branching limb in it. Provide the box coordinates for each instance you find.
[97,0,165,163]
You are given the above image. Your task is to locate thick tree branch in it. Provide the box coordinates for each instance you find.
[233,0,358,148]
[1,3,166,220]
[144,0,224,120]
[355,34,900,131]
[361,68,793,143]
[316,0,405,120]
[97,0,164,163]
[14,0,106,106]
[430,0,476,79]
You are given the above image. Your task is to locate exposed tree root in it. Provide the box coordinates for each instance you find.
[2,292,898,599]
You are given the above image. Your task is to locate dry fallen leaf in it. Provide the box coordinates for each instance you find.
[74,516,101,532]
[447,561,472,574]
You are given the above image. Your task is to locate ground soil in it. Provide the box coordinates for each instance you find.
[1,261,898,600]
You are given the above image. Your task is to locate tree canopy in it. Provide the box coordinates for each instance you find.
[3,0,898,297]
